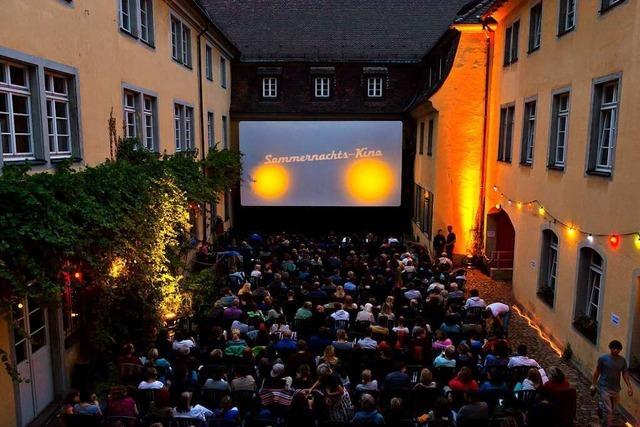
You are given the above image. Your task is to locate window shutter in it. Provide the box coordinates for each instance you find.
[559,0,568,33]
[548,96,559,167]
[504,27,512,65]
[587,85,604,171]
[512,21,520,62]
[498,107,506,160]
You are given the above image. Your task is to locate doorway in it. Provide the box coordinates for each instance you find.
[486,208,515,280]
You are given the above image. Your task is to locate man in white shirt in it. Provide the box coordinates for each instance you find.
[250,264,262,278]
[508,344,540,368]
[486,302,511,336]
[356,332,378,350]
[330,303,350,321]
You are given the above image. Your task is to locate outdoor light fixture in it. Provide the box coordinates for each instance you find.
[587,234,594,243]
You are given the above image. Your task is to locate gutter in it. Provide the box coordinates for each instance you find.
[197,25,208,241]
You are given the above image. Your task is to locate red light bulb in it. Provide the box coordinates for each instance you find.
[609,235,620,248]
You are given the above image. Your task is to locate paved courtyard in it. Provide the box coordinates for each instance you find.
[467,269,627,426]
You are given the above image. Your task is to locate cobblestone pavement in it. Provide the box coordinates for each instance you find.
[466,269,629,427]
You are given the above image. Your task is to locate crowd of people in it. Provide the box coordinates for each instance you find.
[62,232,579,427]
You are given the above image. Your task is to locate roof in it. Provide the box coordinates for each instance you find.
[200,0,472,62]
[454,0,505,24]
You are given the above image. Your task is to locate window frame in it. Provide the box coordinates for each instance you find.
[122,84,158,152]
[0,61,35,161]
[427,119,434,156]
[45,72,72,159]
[262,77,278,99]
[537,229,559,308]
[573,246,606,345]
[222,115,228,149]
[558,0,576,36]
[497,103,515,163]
[142,95,155,151]
[600,0,626,14]
[119,0,137,36]
[504,20,520,66]
[220,57,227,89]
[138,0,155,46]
[170,15,192,69]
[528,3,543,53]
[367,76,384,98]
[520,98,537,165]
[314,76,331,99]
[548,89,571,170]
[205,44,213,81]
[586,75,621,177]
[173,101,194,152]
[207,111,214,148]
[418,121,425,155]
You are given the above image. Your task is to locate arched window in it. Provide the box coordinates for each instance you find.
[537,230,558,307]
[573,247,604,344]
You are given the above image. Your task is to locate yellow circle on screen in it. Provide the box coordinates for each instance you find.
[251,164,290,200]
[345,158,394,203]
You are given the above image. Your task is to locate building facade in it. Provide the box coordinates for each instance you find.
[0,1,236,425]
[412,0,640,420]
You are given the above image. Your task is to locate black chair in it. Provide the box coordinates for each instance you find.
[167,417,207,427]
[334,319,349,330]
[105,416,141,427]
[118,363,144,385]
[201,388,230,408]
[410,386,440,414]
[137,389,161,413]
[508,365,532,388]
[405,365,425,384]
[432,366,455,387]
[231,389,258,413]
[64,414,103,427]
[445,389,467,410]
[511,389,537,410]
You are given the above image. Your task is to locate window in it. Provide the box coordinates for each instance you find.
[222,115,228,149]
[123,88,156,150]
[574,247,604,344]
[413,184,433,237]
[418,121,424,155]
[262,77,278,98]
[558,0,576,34]
[427,119,434,156]
[367,77,383,98]
[587,78,619,175]
[119,0,135,34]
[521,100,536,165]
[220,57,227,88]
[142,96,155,150]
[629,276,640,379]
[549,91,570,169]
[173,103,194,151]
[170,16,191,67]
[207,112,214,148]
[538,230,558,307]
[120,0,154,45]
[123,91,137,139]
[504,20,520,65]
[601,0,625,12]
[315,77,330,98]
[205,45,213,81]
[1,62,34,160]
[45,73,72,158]
[497,105,515,162]
[139,0,154,45]
[529,3,542,53]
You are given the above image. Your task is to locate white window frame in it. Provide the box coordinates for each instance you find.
[123,91,137,139]
[586,251,603,321]
[559,0,576,33]
[143,95,154,150]
[521,100,536,164]
[207,111,214,148]
[174,102,193,151]
[547,234,558,292]
[262,77,278,98]
[139,0,154,46]
[367,77,383,98]
[315,77,330,98]
[550,92,570,168]
[0,61,34,161]
[181,25,192,67]
[184,106,193,149]
[120,0,135,34]
[205,45,213,81]
[529,3,542,52]
[504,20,520,65]
[170,15,191,68]
[498,104,515,162]
[174,104,182,150]
[594,81,618,172]
[45,72,72,158]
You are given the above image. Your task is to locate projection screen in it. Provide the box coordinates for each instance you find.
[240,121,403,207]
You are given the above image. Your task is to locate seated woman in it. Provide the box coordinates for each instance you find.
[202,366,231,391]
[484,339,510,368]
[514,367,542,392]
[73,390,102,416]
[351,393,384,425]
[225,330,249,357]
[148,387,172,418]
[211,396,240,422]
[143,348,171,382]
[413,368,437,390]
[433,345,457,368]
[543,366,571,392]
[432,330,453,352]
[61,390,79,415]
[105,385,138,418]
[447,367,479,392]
[332,329,354,352]
[292,364,314,390]
[355,369,379,392]
[172,391,213,421]
[138,367,165,390]
[317,345,340,370]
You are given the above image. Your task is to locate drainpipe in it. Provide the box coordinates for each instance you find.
[197,25,208,241]
[476,19,494,259]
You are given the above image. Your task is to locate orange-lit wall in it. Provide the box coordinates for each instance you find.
[413,29,488,257]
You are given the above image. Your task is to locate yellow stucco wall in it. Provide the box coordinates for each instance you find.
[413,30,488,256]
[0,314,17,427]
[485,0,640,419]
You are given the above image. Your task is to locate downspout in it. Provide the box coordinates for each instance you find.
[476,20,494,259]
[197,25,208,241]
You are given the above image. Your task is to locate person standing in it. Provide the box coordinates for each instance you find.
[591,340,633,427]
[445,225,456,260]
[433,229,446,258]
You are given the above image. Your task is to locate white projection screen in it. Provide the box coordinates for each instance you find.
[240,121,403,207]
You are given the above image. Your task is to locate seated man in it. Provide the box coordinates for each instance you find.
[433,345,457,368]
[330,303,350,321]
[447,283,464,300]
[508,344,541,369]
[383,362,411,390]
[356,329,378,350]
[464,289,486,309]
[352,393,385,425]
[275,330,298,353]
[294,301,313,320]
[403,282,422,300]
[457,391,489,426]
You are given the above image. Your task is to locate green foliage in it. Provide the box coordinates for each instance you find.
[0,137,242,368]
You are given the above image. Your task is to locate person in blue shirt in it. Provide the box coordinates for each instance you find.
[351,393,384,425]
[275,330,298,352]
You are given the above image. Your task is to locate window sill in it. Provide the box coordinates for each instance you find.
[141,39,155,50]
[547,164,565,171]
[172,58,193,70]
[527,46,540,55]
[119,27,138,41]
[221,85,227,90]
[206,77,213,82]
[497,159,512,164]
[599,0,627,15]
[51,156,82,164]
[3,158,47,166]
[586,169,612,178]
[572,321,598,345]
[519,161,533,167]
[557,26,575,37]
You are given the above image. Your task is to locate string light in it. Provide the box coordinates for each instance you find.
[491,184,640,247]
[495,203,501,209]
[512,305,562,356]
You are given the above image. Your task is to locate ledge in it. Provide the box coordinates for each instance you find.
[585,169,612,178]
[3,158,47,166]
[51,156,82,164]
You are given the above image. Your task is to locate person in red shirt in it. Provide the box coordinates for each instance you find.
[543,366,571,392]
[105,385,139,418]
[448,367,479,392]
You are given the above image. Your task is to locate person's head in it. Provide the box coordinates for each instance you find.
[517,344,528,357]
[122,343,135,356]
[548,366,566,384]
[609,340,623,355]
[435,330,447,341]
[210,348,224,361]
[444,345,456,360]
[64,389,80,405]
[457,342,470,355]
[360,393,376,412]
[148,348,159,361]
[323,345,336,360]
[447,225,453,233]
[458,367,473,383]
[527,368,542,384]
[145,367,158,382]
[297,364,311,378]
[420,368,433,385]
[336,329,347,341]
[334,302,342,311]
[437,229,443,236]
[283,329,292,340]
[108,385,127,401]
[390,397,403,412]
[361,369,372,383]
[303,301,312,310]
